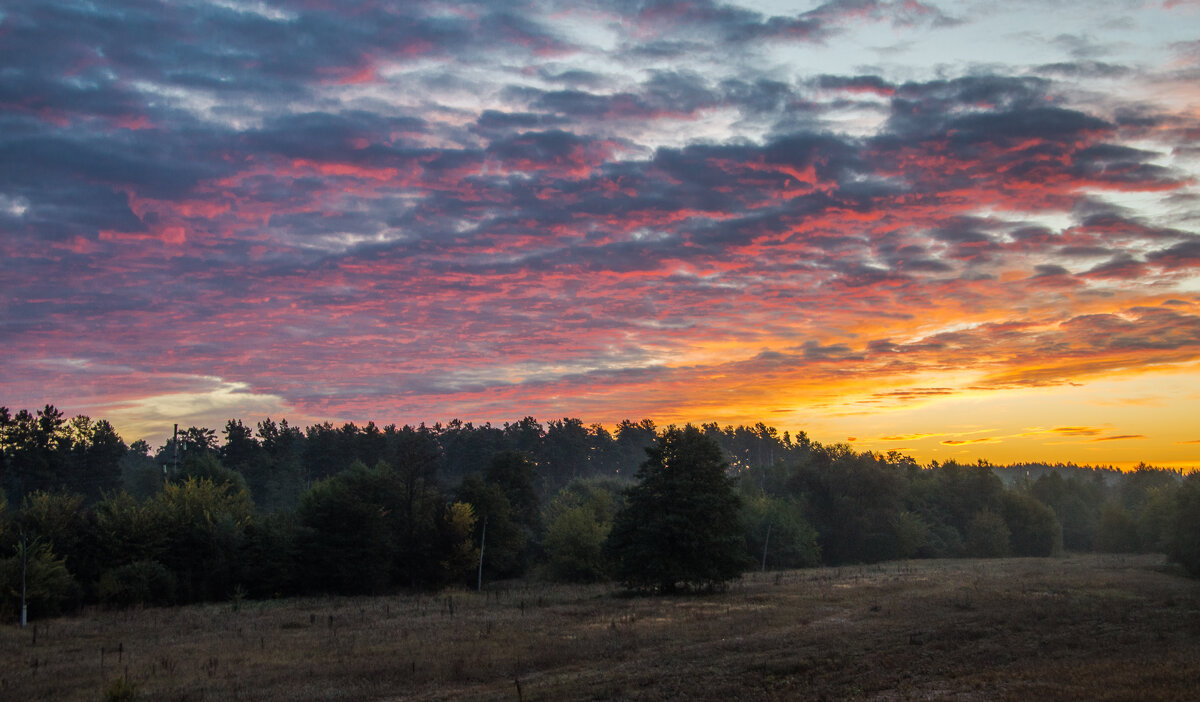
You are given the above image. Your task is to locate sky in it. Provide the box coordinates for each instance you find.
[2,0,1199,468]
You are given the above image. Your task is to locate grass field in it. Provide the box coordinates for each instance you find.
[2,554,1198,701]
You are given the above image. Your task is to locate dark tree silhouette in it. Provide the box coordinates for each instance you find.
[607,426,746,593]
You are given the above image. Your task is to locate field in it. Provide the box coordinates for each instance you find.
[2,554,1199,701]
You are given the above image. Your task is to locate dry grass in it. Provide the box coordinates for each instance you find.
[3,554,1198,701]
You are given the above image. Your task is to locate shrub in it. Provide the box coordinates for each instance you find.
[98,560,176,608]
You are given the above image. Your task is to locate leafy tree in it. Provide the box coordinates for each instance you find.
[64,417,126,503]
[297,462,396,594]
[239,511,301,598]
[1,405,69,499]
[18,491,96,603]
[742,493,820,570]
[1030,472,1101,551]
[178,452,248,494]
[254,418,307,512]
[1168,473,1200,576]
[441,501,479,585]
[543,478,624,582]
[1095,501,1140,553]
[613,419,658,478]
[457,473,527,581]
[386,426,447,588]
[965,509,1011,557]
[94,492,168,569]
[486,451,541,536]
[97,560,176,608]
[120,440,164,499]
[540,418,592,494]
[1135,485,1178,554]
[438,419,507,486]
[606,426,746,593]
[153,477,253,602]
[0,540,78,620]
[1001,492,1061,557]
[789,448,907,564]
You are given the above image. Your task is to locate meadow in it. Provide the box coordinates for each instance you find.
[2,553,1198,701]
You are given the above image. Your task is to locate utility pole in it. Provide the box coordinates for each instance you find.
[761,523,772,573]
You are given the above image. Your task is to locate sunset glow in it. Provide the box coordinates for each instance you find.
[3,0,1199,467]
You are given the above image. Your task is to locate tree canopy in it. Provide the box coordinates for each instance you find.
[606,426,746,593]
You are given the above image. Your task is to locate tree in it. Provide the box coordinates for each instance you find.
[543,478,625,582]
[457,473,527,581]
[606,426,746,593]
[1001,491,1061,557]
[153,476,253,602]
[1096,501,1139,553]
[296,462,396,594]
[1168,473,1200,576]
[741,493,821,570]
[965,509,1011,558]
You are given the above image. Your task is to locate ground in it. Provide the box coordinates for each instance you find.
[2,554,1198,701]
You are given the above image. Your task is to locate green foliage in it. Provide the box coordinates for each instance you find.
[1029,472,1102,551]
[97,560,176,607]
[94,492,168,569]
[607,426,746,593]
[102,676,139,702]
[543,479,624,582]
[742,493,821,570]
[119,448,164,500]
[789,449,907,564]
[892,510,934,559]
[545,506,610,581]
[179,453,248,494]
[540,475,624,580]
[1001,492,1061,557]
[298,458,461,593]
[0,541,79,621]
[18,491,95,604]
[1168,474,1200,577]
[458,473,528,580]
[237,511,300,598]
[153,477,253,602]
[1095,502,1140,553]
[297,462,395,594]
[965,509,1011,558]
[1135,486,1177,554]
[441,501,479,583]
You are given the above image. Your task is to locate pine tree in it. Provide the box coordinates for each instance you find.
[606,426,746,593]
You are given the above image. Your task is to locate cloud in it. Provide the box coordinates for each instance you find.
[878,433,942,441]
[1,0,1197,451]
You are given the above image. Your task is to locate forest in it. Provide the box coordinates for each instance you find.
[2,404,1198,619]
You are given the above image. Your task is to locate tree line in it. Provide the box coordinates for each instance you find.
[1,404,1198,617]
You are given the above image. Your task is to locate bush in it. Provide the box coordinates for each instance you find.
[102,676,139,702]
[98,560,176,607]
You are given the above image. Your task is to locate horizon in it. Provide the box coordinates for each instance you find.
[3,1,1199,471]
